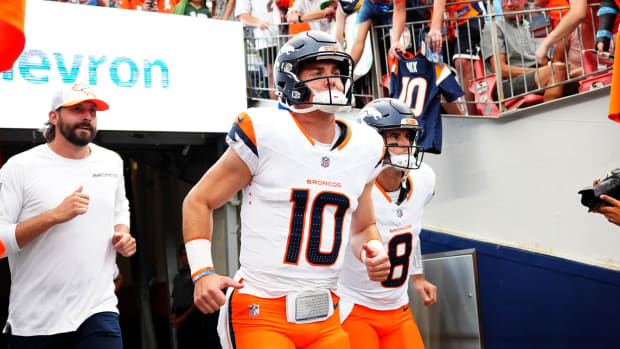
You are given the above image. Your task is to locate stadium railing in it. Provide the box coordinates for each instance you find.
[241,1,613,117]
[242,23,379,107]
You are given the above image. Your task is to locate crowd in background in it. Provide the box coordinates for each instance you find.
[47,0,618,115]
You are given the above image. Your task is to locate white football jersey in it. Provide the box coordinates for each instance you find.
[225,108,384,298]
[337,163,435,310]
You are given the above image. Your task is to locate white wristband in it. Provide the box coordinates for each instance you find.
[361,239,385,263]
[185,238,214,281]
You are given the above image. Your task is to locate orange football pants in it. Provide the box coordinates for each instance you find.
[226,289,350,349]
[341,303,424,349]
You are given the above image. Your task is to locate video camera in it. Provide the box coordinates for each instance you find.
[578,168,620,211]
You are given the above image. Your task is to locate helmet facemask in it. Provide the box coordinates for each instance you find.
[278,53,353,113]
[381,128,424,171]
[293,73,352,113]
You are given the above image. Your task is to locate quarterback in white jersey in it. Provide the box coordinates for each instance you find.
[182,31,390,349]
[337,98,438,349]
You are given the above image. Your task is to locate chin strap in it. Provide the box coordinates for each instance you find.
[396,171,410,205]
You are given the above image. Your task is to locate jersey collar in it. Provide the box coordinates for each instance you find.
[290,112,352,151]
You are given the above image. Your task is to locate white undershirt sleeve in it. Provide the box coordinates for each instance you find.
[0,159,24,256]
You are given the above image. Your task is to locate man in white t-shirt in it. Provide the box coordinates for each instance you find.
[0,83,136,349]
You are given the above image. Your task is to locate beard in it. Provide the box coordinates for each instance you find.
[58,116,97,147]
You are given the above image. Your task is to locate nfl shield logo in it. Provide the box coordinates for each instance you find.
[321,156,330,168]
[249,304,260,318]
[396,208,403,217]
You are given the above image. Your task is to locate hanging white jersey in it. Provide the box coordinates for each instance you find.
[337,163,435,310]
[225,108,384,298]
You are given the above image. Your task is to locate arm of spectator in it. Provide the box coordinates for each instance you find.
[535,0,587,64]
[595,0,619,52]
[216,0,235,19]
[351,19,372,66]
[442,99,465,115]
[428,0,446,52]
[307,6,337,21]
[388,0,407,60]
[219,0,234,19]
[287,9,302,23]
[334,4,346,46]
[488,53,536,79]
[238,13,270,29]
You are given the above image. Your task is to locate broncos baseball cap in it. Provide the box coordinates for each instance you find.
[51,83,109,111]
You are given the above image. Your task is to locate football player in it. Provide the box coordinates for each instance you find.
[182,30,391,349]
[337,98,438,349]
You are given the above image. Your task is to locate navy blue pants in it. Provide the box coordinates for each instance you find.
[8,312,122,349]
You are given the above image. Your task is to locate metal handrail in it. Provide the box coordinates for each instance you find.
[241,2,611,117]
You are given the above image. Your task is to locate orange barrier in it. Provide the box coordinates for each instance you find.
[609,35,620,123]
[0,0,26,72]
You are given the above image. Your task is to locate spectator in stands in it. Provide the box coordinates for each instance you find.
[350,0,444,66]
[333,0,363,48]
[214,0,235,19]
[533,0,569,32]
[532,0,582,72]
[593,0,619,53]
[534,0,599,64]
[287,0,337,32]
[118,0,178,12]
[439,0,485,115]
[481,0,566,102]
[173,0,213,17]
[235,0,282,99]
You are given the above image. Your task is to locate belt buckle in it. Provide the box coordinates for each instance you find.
[285,289,334,324]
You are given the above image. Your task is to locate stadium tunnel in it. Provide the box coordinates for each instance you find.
[0,129,239,349]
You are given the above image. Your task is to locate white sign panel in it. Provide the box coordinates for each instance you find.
[0,1,247,133]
